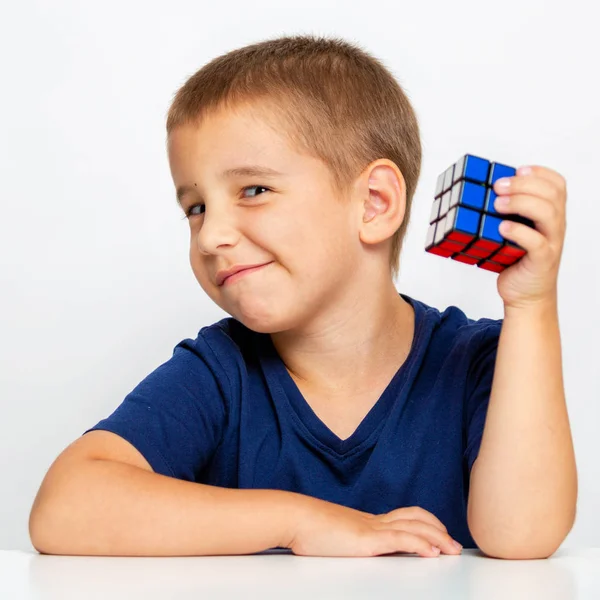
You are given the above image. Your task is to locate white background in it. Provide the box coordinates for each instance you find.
[1,0,598,551]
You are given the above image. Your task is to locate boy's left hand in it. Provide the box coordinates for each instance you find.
[493,165,567,310]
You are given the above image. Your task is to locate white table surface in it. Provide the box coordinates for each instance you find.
[1,548,599,599]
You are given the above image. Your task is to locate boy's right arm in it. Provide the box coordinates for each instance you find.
[29,431,462,557]
[29,431,302,556]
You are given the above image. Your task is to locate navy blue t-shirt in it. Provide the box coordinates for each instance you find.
[83,292,502,549]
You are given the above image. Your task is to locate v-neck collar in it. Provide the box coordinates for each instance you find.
[254,293,424,456]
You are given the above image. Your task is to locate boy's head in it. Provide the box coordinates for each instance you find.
[166,34,421,332]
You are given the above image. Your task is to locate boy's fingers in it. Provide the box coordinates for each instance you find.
[376,530,441,558]
[518,165,567,195]
[382,519,461,555]
[377,506,448,532]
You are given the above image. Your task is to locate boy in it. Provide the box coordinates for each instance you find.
[29,34,577,560]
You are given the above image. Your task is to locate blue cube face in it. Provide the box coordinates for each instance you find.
[425,153,533,272]
[481,213,504,244]
[448,205,481,236]
[484,187,500,216]
[449,180,486,211]
[489,162,516,185]
[453,154,490,185]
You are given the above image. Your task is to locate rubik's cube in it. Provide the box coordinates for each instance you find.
[425,154,535,272]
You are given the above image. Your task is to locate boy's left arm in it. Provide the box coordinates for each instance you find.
[467,165,578,559]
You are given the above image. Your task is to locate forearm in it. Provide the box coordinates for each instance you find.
[29,458,302,556]
[467,298,578,558]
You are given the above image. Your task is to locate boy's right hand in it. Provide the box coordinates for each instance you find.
[282,497,463,558]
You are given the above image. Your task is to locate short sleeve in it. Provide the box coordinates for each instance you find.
[82,336,228,481]
[463,321,502,472]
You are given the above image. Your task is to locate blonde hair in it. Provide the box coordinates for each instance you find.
[166,34,422,281]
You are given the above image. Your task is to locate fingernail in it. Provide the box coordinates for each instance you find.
[495,178,511,188]
[518,166,532,176]
[495,196,509,208]
[431,546,441,554]
[453,541,463,550]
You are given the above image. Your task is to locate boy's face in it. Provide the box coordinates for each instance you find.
[167,103,363,332]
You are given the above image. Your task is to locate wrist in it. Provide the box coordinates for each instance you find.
[276,491,316,549]
[504,295,558,321]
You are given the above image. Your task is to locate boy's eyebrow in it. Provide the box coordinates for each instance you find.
[175,165,286,207]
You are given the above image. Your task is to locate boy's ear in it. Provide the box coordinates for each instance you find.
[359,159,407,245]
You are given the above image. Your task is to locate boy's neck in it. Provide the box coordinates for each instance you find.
[270,288,415,396]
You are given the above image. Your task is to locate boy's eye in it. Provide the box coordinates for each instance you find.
[183,185,270,219]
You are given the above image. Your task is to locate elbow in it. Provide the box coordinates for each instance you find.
[474,536,563,560]
[467,488,577,560]
[469,517,575,560]
[29,496,62,555]
[29,511,48,554]
[29,504,53,555]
